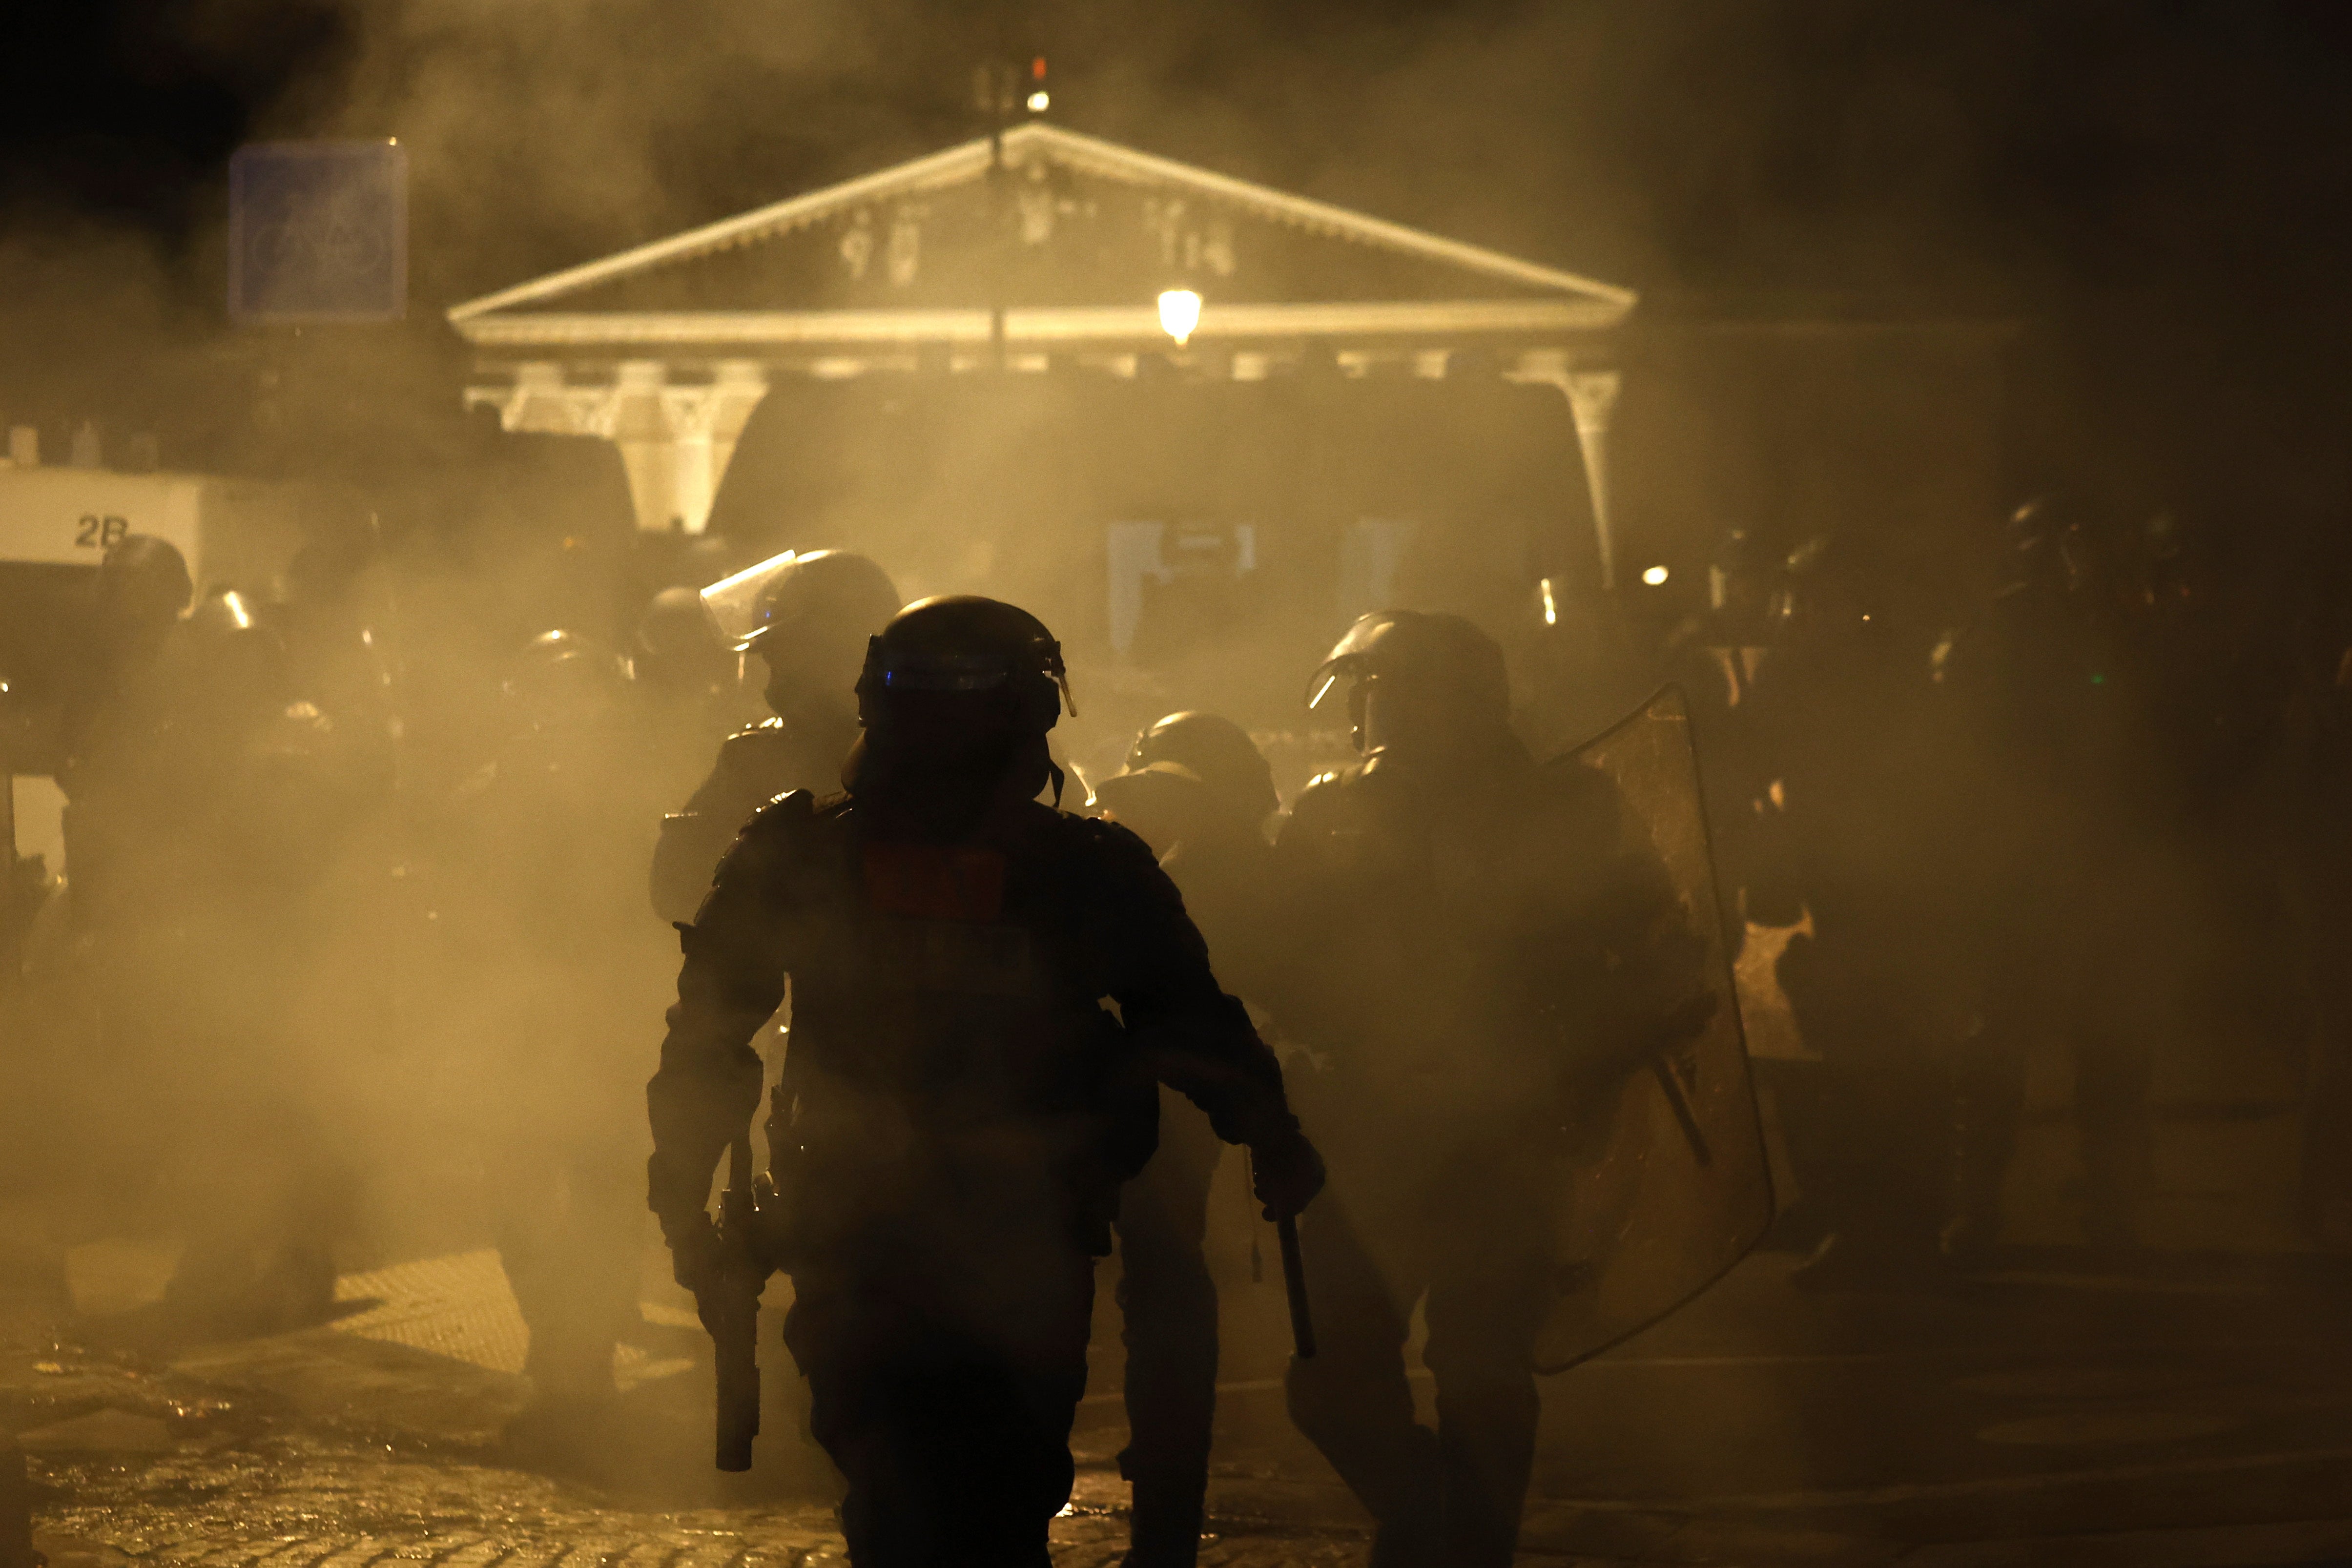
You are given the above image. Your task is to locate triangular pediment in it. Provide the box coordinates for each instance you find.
[449,124,1632,330]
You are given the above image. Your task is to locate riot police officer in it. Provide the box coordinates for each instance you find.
[1274,610,1705,1568]
[650,551,900,923]
[1753,535,1953,1287]
[647,597,1323,1568]
[56,537,195,1257]
[632,584,754,772]
[58,536,195,834]
[1093,712,1284,1568]
[1940,496,2161,1258]
[461,629,671,1439]
[62,546,350,1336]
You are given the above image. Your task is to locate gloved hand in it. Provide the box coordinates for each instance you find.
[1250,1127,1326,1221]
[660,1211,723,1296]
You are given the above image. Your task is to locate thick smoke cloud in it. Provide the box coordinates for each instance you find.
[4,0,2352,1501]
[10,2,2352,449]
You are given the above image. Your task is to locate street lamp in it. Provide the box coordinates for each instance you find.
[1157,288,1201,348]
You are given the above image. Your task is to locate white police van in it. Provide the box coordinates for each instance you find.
[0,464,339,884]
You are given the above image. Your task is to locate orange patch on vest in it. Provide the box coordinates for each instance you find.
[862,842,1009,922]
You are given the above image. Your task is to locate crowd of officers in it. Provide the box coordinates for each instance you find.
[1671,495,2352,1282]
[638,559,1711,1568]
[12,486,2352,1568]
[11,525,1725,1568]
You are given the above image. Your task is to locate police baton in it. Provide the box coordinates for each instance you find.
[710,1132,767,1471]
[1276,1215,1316,1360]
[1244,1147,1315,1358]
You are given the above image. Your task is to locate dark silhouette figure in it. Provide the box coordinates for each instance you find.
[651,551,902,923]
[1093,710,1286,1568]
[1273,611,1695,1568]
[646,597,1323,1568]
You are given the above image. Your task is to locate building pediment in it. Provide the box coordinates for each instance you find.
[449,124,1633,349]
[453,124,1632,556]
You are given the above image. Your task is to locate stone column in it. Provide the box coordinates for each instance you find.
[1564,370,1623,591]
[606,361,681,533]
[1510,350,1622,590]
[656,361,769,535]
[467,359,777,535]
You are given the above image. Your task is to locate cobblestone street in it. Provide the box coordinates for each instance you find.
[20,1379,1378,1568]
[2,1238,1381,1568]
[15,1230,2352,1568]
[15,1355,1366,1568]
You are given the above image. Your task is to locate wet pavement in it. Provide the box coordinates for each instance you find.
[9,1234,2352,1568]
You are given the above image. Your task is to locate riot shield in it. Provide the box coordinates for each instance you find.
[1533,682,1774,1373]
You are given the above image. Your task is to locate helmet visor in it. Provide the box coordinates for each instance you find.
[874,654,1018,693]
[1305,611,1406,709]
[699,549,797,652]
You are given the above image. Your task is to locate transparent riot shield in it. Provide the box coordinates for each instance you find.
[700,549,798,651]
[1534,682,1774,1373]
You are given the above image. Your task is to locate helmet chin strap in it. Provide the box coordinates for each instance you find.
[1048,761,1066,808]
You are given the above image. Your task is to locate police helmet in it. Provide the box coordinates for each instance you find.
[748,550,901,655]
[635,586,716,662]
[1100,711,1277,826]
[182,587,264,640]
[1306,611,1508,725]
[2007,492,2108,552]
[96,535,193,630]
[698,549,901,657]
[177,588,291,705]
[2008,495,2059,547]
[1712,526,1767,578]
[2004,493,2106,589]
[1710,526,1776,612]
[858,596,1073,734]
[503,628,628,709]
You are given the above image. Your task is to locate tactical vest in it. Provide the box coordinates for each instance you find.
[1279,754,1637,1121]
[751,793,1161,1254]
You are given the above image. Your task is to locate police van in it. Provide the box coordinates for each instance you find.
[0,464,342,918]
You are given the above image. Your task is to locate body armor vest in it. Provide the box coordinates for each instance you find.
[752,794,1160,1253]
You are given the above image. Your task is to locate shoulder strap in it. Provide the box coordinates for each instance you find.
[743,785,819,836]
[710,788,830,899]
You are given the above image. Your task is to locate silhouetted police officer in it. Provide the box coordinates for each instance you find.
[1659,527,1784,951]
[63,544,350,1335]
[650,551,901,923]
[58,536,196,868]
[57,538,201,1288]
[463,629,671,1440]
[1752,535,1954,1287]
[647,597,1323,1568]
[632,583,755,780]
[1093,711,1284,1568]
[1940,497,2160,1258]
[1275,610,1692,1568]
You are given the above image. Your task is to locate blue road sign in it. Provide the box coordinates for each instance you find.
[228,141,408,323]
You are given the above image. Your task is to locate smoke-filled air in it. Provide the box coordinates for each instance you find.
[4,5,2352,1568]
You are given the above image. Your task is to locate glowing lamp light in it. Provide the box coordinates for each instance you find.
[1539,577,1559,627]
[1157,289,1202,347]
[1641,564,1671,586]
[1027,90,1050,112]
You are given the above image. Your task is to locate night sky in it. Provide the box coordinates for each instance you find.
[3,1,2350,527]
